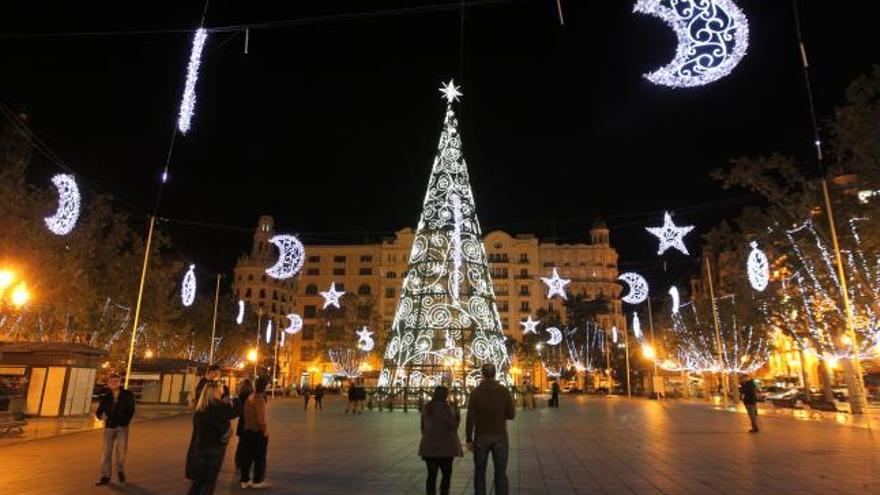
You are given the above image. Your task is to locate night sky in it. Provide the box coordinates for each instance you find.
[2,1,877,290]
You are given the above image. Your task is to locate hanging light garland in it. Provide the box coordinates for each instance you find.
[177,28,208,134]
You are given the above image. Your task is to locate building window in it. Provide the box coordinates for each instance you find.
[519,253,529,263]
[307,268,319,275]
[334,256,346,263]
[259,289,266,299]
[272,290,278,300]
[300,346,314,361]
[335,283,345,291]
[386,271,397,279]
[385,288,395,298]
[308,255,321,263]
[498,301,509,312]
[272,303,277,313]
[519,269,529,278]
[304,305,317,318]
[305,284,318,295]
[520,301,530,312]
[359,268,373,276]
[281,294,287,302]
[302,325,315,340]
[358,284,372,295]
[519,285,529,296]
[261,275,267,282]
[333,268,346,276]
[248,274,254,281]
[543,262,553,267]
[360,255,373,262]
[245,288,252,298]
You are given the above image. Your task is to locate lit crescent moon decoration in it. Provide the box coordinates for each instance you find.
[236,300,245,325]
[283,313,303,334]
[44,174,81,235]
[265,234,305,280]
[546,327,563,346]
[356,327,375,352]
[181,264,196,307]
[669,286,680,314]
[619,272,649,305]
[747,241,770,292]
[633,0,749,88]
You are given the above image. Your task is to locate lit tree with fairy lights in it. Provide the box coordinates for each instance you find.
[379,80,510,390]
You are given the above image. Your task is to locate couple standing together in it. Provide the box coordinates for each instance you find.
[418,363,516,495]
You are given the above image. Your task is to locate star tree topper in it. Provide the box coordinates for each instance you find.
[520,316,539,335]
[439,79,462,103]
[320,282,345,309]
[646,211,695,255]
[541,267,571,300]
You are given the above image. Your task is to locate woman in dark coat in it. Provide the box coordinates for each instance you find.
[188,382,237,495]
[418,386,462,495]
[234,378,254,469]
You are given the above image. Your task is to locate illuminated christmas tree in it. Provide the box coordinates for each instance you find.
[379,81,510,389]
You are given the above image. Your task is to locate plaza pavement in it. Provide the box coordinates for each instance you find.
[0,395,877,495]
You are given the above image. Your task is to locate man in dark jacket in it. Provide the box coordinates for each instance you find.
[466,363,515,495]
[95,373,135,486]
[739,375,760,433]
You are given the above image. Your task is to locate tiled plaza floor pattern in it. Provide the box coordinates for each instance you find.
[0,396,877,494]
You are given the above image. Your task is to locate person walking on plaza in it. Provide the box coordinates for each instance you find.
[739,375,760,433]
[234,378,254,469]
[314,383,325,410]
[95,373,135,486]
[240,376,271,488]
[550,381,560,408]
[303,385,312,411]
[419,386,463,495]
[466,363,516,495]
[187,382,238,495]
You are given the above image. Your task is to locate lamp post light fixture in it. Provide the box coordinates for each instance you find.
[246,348,258,363]
[144,349,154,359]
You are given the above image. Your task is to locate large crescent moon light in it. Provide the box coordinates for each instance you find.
[283,313,304,334]
[634,0,749,88]
[546,327,563,346]
[619,272,649,305]
[44,174,81,236]
[265,234,305,280]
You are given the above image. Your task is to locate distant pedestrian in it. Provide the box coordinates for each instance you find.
[739,375,760,433]
[95,373,135,486]
[187,382,238,495]
[466,364,515,495]
[345,382,356,414]
[353,379,367,414]
[419,386,463,495]
[522,380,536,410]
[550,382,560,408]
[240,376,271,488]
[234,378,254,469]
[315,384,325,410]
[303,386,312,411]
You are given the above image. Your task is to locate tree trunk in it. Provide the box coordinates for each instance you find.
[817,359,834,403]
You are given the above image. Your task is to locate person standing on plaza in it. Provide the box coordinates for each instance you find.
[739,375,760,433]
[234,378,254,469]
[550,381,560,408]
[353,378,367,414]
[187,364,228,480]
[465,363,515,495]
[303,384,312,411]
[240,376,271,488]
[95,373,136,486]
[314,383,325,410]
[419,386,462,495]
[345,381,356,414]
[187,382,238,495]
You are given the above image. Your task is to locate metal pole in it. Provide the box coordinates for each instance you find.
[124,215,156,389]
[623,322,631,398]
[705,256,728,409]
[605,329,612,393]
[647,297,658,377]
[208,273,221,364]
[255,308,262,376]
[821,179,869,415]
[273,318,280,399]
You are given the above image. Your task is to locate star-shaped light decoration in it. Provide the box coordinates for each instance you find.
[646,211,695,255]
[356,326,375,352]
[439,79,462,103]
[520,316,539,335]
[540,267,571,300]
[320,282,345,309]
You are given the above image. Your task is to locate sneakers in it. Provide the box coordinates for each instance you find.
[250,481,271,489]
[241,481,252,488]
[118,472,126,485]
[749,428,759,433]
[95,477,110,486]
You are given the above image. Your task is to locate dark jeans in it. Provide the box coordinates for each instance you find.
[239,430,269,483]
[745,403,759,430]
[188,446,223,495]
[304,396,310,410]
[423,457,453,495]
[473,436,509,495]
[315,396,323,410]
